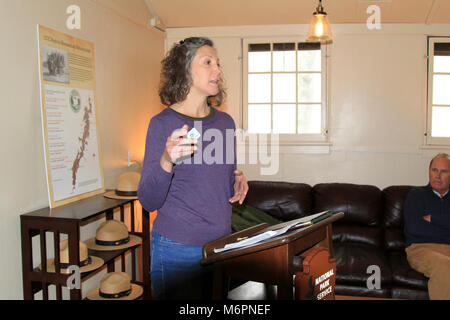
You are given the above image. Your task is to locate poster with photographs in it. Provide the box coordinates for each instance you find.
[37,25,104,208]
[41,44,70,83]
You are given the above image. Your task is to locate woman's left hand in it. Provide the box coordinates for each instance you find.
[229,170,249,205]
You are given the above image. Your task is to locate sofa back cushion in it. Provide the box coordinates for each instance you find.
[244,181,313,221]
[313,183,383,247]
[382,185,415,251]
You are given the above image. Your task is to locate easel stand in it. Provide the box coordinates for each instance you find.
[201,212,344,300]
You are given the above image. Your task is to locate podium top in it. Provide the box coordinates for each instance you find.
[201,211,344,265]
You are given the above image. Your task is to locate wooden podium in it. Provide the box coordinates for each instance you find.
[201,212,344,300]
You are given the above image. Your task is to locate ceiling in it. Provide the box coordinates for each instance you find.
[96,0,450,30]
[145,0,450,28]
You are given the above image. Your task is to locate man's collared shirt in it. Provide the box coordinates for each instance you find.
[433,189,449,199]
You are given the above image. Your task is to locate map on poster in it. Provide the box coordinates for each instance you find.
[37,25,104,207]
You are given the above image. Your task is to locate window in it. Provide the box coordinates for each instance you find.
[243,38,329,143]
[426,37,450,146]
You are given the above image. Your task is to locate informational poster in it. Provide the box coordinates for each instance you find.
[37,25,104,208]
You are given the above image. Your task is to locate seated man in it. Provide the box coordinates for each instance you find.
[404,153,450,300]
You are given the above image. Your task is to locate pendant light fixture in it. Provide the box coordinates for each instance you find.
[306,0,333,44]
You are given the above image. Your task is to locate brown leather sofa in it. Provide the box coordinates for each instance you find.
[242,181,429,299]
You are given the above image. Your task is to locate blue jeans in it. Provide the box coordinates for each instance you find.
[150,230,212,300]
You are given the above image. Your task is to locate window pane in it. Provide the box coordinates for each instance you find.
[432,106,450,137]
[298,73,321,103]
[434,56,450,73]
[248,51,271,72]
[249,43,270,51]
[273,104,296,133]
[273,51,296,72]
[273,43,295,51]
[298,42,320,51]
[273,73,296,103]
[432,74,450,105]
[248,74,271,103]
[298,104,321,134]
[298,50,321,72]
[434,43,450,56]
[248,104,271,133]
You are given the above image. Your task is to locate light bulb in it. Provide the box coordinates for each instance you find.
[315,20,324,37]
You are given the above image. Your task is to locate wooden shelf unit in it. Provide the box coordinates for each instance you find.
[20,192,150,300]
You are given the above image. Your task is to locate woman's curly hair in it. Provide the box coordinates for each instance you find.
[159,37,226,107]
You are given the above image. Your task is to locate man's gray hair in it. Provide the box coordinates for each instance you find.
[429,153,450,169]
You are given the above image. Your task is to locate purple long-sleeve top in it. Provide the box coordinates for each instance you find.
[138,107,236,246]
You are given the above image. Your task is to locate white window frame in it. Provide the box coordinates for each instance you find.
[242,37,330,145]
[425,36,450,146]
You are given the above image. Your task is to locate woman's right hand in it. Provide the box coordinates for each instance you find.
[160,124,198,172]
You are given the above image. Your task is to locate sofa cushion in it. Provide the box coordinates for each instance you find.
[391,287,429,300]
[382,185,414,227]
[314,183,382,226]
[333,224,383,247]
[314,183,383,247]
[382,186,415,251]
[388,251,428,290]
[244,181,312,221]
[384,228,406,251]
[334,243,392,286]
[335,284,390,298]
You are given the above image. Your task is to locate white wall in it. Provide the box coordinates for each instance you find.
[166,24,450,189]
[0,0,165,299]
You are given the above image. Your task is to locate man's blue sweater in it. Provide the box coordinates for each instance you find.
[403,184,450,247]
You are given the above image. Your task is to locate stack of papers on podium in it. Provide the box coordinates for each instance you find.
[214,210,332,253]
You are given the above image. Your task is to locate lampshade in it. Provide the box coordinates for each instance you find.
[306,0,333,44]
